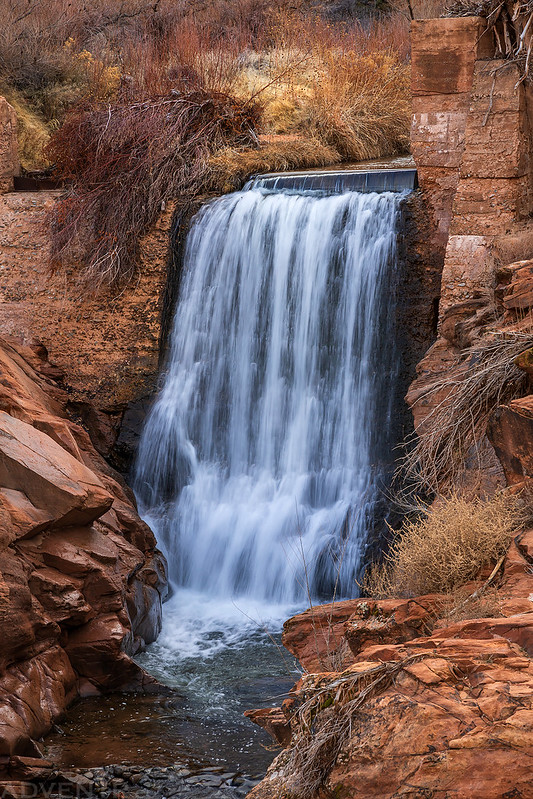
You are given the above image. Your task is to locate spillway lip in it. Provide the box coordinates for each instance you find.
[245,167,418,194]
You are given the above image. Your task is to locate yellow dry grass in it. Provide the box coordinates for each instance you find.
[207,137,341,193]
[297,51,411,160]
[232,40,411,162]
[1,88,50,170]
[363,493,524,598]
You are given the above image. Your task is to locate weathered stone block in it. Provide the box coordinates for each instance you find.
[411,18,493,96]
[411,108,468,169]
[461,61,530,179]
[470,62,522,111]
[439,234,497,310]
[412,92,473,113]
[461,111,528,178]
[451,176,529,235]
[415,166,462,246]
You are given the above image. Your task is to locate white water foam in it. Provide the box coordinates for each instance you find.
[151,586,301,660]
[136,186,403,620]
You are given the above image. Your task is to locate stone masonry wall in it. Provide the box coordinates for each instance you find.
[409,17,533,493]
[411,18,533,317]
[411,17,494,253]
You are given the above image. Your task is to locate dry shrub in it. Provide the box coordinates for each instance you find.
[363,492,523,598]
[45,11,409,285]
[46,91,260,287]
[442,584,503,622]
[0,88,50,170]
[237,11,411,159]
[207,138,341,193]
[0,0,156,99]
[261,97,302,134]
[15,0,411,281]
[0,0,412,172]
[278,655,425,799]
[298,50,410,160]
[402,332,533,494]
[118,18,254,98]
[391,0,447,18]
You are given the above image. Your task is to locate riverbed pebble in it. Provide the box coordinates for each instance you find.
[34,762,265,799]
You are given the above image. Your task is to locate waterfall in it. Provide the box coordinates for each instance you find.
[135,185,403,607]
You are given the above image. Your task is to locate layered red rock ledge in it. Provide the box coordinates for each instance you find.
[0,337,166,767]
[248,532,533,798]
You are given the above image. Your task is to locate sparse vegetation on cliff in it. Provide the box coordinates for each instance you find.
[402,332,533,494]
[363,492,524,597]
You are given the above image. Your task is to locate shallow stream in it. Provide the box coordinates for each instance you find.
[45,592,300,776]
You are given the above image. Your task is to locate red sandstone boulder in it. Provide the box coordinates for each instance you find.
[500,259,533,316]
[0,647,77,757]
[0,488,57,544]
[0,338,167,764]
[281,595,448,673]
[282,600,363,672]
[249,524,533,799]
[487,395,533,486]
[0,411,113,528]
[244,707,292,747]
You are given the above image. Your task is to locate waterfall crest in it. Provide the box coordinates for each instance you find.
[135,186,403,604]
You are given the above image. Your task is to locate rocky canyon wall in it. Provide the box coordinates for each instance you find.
[0,96,172,784]
[0,189,174,470]
[0,109,170,439]
[0,336,167,772]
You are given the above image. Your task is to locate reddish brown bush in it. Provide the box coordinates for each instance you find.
[46,90,260,286]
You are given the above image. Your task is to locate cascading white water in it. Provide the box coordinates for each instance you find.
[135,185,403,609]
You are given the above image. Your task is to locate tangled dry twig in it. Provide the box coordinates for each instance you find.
[446,0,533,82]
[399,332,533,494]
[281,655,426,798]
[46,89,260,287]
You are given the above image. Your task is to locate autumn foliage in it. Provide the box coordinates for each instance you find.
[0,0,417,284]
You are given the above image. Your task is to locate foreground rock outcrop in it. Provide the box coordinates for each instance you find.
[0,337,166,765]
[248,531,533,798]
